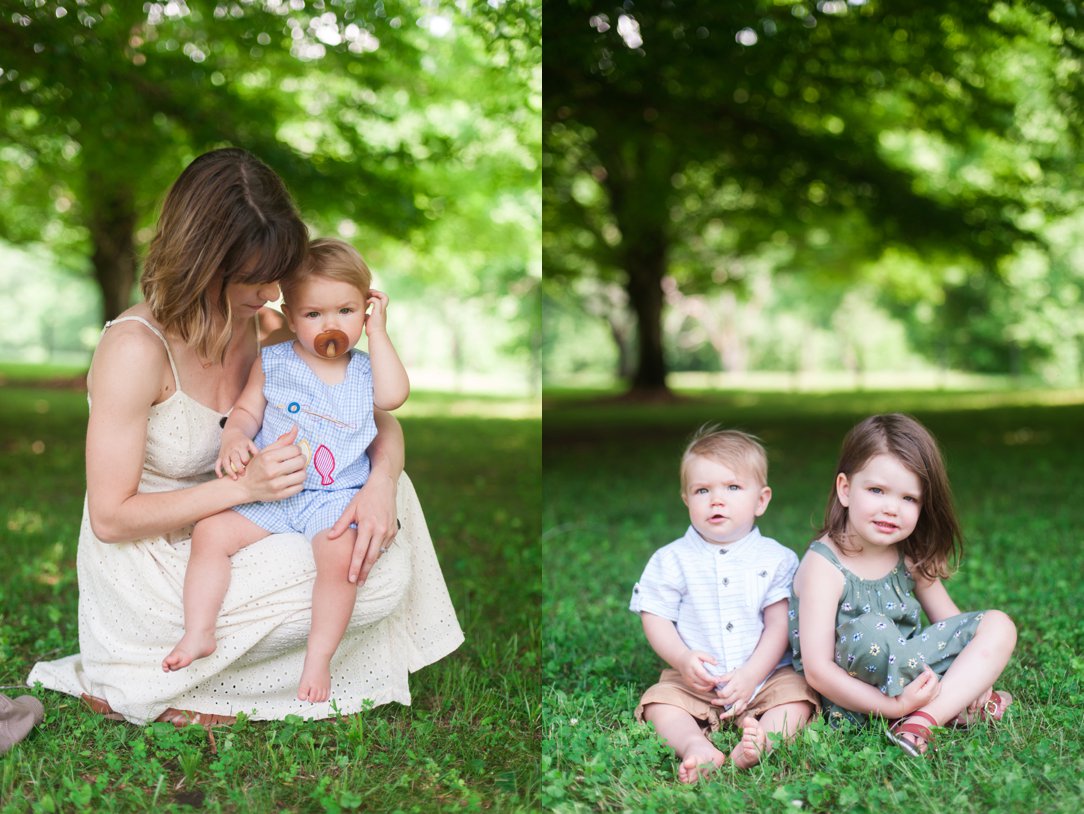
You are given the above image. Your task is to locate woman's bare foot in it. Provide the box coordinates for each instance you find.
[297,655,332,702]
[162,631,216,672]
[676,738,727,783]
[730,715,770,770]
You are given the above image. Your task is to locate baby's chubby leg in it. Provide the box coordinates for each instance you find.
[162,511,269,672]
[731,701,814,770]
[298,527,359,703]
[642,702,727,783]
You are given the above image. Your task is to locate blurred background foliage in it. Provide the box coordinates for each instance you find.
[0,0,540,396]
[543,0,1084,393]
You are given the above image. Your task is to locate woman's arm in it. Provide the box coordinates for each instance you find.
[328,408,405,585]
[85,325,305,543]
[795,551,938,718]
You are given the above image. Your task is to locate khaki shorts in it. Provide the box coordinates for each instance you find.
[635,665,821,733]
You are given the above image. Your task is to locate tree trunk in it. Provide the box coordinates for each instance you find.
[87,185,138,322]
[602,137,674,394]
[624,234,668,392]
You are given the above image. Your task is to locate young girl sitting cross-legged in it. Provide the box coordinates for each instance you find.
[789,413,1017,756]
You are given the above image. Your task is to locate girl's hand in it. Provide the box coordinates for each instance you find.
[365,290,390,336]
[895,665,940,717]
[327,470,399,585]
[238,427,306,502]
[678,650,719,693]
[215,434,261,480]
[712,667,757,719]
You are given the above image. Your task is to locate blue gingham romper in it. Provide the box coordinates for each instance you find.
[234,341,376,539]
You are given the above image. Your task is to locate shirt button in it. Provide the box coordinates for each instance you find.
[722,577,729,586]
[726,622,734,632]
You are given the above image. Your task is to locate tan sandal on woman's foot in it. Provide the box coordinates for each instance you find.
[155,708,237,728]
[886,710,937,756]
[81,693,125,722]
[953,690,1013,727]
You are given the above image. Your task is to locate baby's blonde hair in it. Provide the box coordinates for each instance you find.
[281,238,372,305]
[680,425,768,492]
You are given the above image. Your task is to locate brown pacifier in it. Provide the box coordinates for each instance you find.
[313,329,350,358]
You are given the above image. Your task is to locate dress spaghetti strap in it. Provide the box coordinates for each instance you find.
[104,316,183,394]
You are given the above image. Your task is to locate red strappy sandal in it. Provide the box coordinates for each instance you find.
[952,690,1013,727]
[886,710,937,756]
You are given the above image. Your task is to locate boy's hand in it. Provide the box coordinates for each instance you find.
[364,290,390,336]
[678,650,719,693]
[894,665,940,717]
[711,666,757,719]
[215,431,261,480]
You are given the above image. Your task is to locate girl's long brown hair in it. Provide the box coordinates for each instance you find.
[141,148,308,362]
[819,413,963,580]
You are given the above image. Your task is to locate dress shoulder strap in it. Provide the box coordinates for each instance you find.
[104,315,182,393]
[807,540,845,571]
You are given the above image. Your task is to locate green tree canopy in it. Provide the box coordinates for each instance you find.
[544,0,1083,392]
[0,0,540,356]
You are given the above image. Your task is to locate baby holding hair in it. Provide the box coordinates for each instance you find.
[630,427,819,782]
[163,238,410,703]
[788,413,1016,756]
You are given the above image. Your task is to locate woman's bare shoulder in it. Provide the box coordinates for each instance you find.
[90,307,170,397]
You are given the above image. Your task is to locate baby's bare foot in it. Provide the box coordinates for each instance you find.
[297,655,332,702]
[730,715,770,770]
[162,631,216,672]
[677,746,726,783]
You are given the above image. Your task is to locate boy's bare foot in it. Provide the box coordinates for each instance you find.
[162,632,216,672]
[297,655,332,702]
[730,715,770,770]
[677,741,727,783]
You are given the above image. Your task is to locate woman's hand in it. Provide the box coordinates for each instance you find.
[238,427,306,502]
[328,471,399,586]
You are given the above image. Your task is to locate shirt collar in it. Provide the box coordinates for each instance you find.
[683,524,762,557]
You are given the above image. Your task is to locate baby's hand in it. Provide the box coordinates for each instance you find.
[678,650,719,693]
[365,290,390,336]
[712,667,757,719]
[896,665,940,716]
[215,435,261,480]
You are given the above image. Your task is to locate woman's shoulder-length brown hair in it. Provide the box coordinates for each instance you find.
[141,147,308,362]
[819,413,963,581]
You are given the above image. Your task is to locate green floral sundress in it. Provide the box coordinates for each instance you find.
[788,541,985,725]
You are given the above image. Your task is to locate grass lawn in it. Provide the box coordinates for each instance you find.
[543,389,1084,813]
[0,386,541,813]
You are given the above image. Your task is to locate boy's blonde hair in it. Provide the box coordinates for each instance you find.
[281,237,372,305]
[680,425,768,492]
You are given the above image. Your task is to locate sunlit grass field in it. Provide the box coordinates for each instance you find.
[0,385,541,813]
[543,389,1084,813]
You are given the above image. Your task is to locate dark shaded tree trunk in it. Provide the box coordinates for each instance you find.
[603,137,674,394]
[87,185,138,321]
[624,235,668,392]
